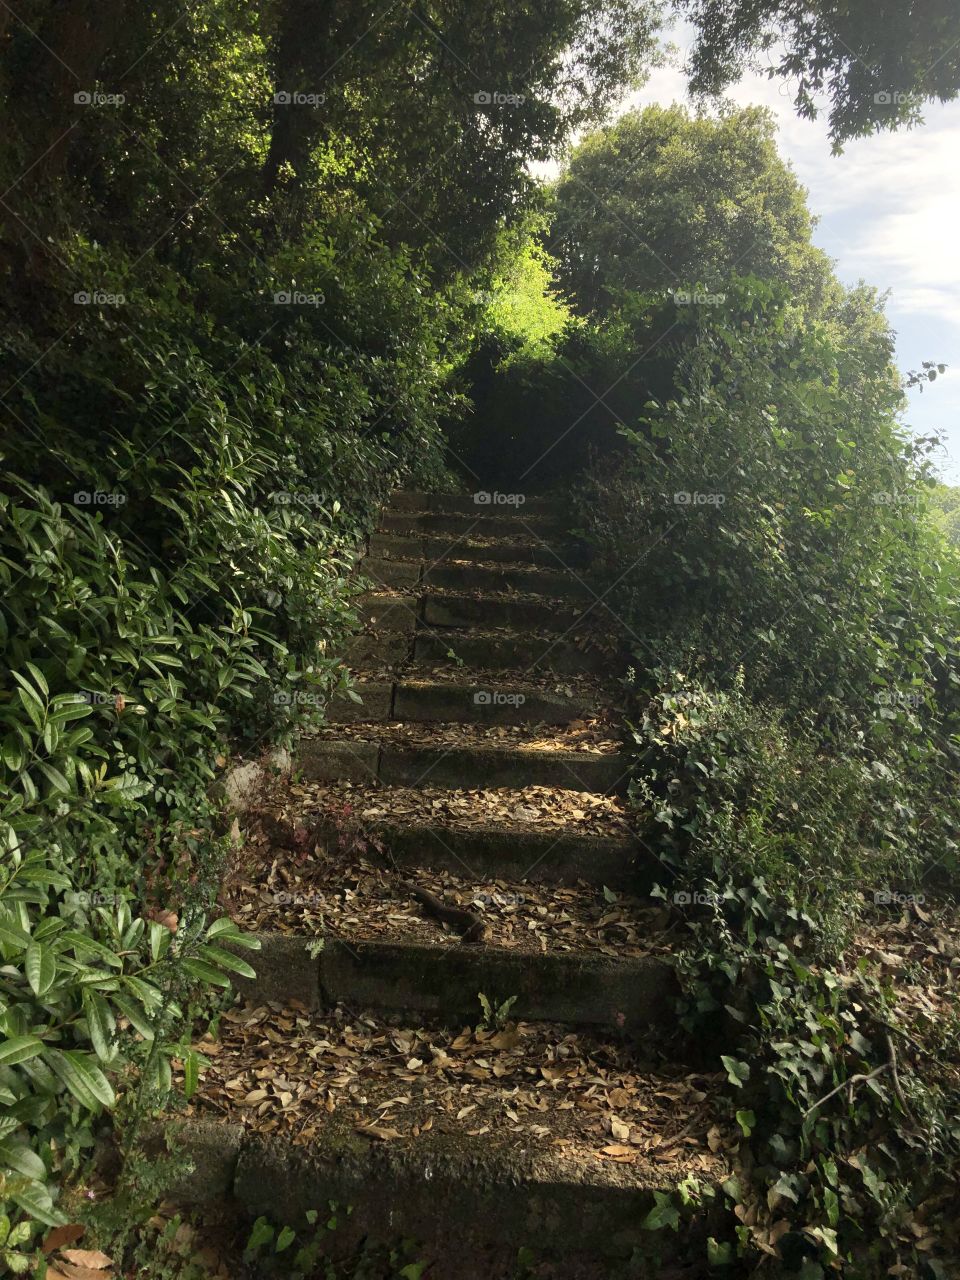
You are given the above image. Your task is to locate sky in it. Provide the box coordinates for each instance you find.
[581,25,960,482]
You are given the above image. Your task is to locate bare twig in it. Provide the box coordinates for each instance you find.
[803,1063,890,1119]
[872,1014,936,1061]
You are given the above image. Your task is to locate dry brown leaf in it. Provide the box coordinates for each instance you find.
[50,1265,113,1280]
[488,1029,520,1050]
[61,1250,113,1269]
[357,1124,402,1140]
[43,1225,85,1254]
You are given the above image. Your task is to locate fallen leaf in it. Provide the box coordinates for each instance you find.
[50,1266,113,1280]
[357,1124,401,1140]
[43,1225,85,1254]
[61,1250,113,1269]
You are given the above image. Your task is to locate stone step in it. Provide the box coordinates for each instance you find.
[379,511,558,539]
[369,530,591,568]
[425,561,593,599]
[422,591,588,632]
[354,590,591,634]
[328,680,602,726]
[167,1013,724,1266]
[232,933,675,1030]
[410,628,607,675]
[361,556,593,601]
[388,489,564,518]
[300,735,625,792]
[309,815,644,887]
[360,557,423,591]
[343,627,606,676]
[169,1115,720,1269]
[344,632,412,669]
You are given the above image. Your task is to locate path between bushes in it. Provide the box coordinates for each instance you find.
[166,489,736,1276]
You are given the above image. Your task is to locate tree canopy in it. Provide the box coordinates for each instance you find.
[677,0,960,149]
[549,104,835,315]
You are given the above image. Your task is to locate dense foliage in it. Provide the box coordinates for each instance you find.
[677,0,960,148]
[2,0,959,1273]
[550,104,834,315]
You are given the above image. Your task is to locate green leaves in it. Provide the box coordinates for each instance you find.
[24,941,56,997]
[0,1038,44,1068]
[83,992,117,1064]
[183,1051,200,1101]
[642,1190,681,1232]
[44,1049,115,1111]
[721,1056,750,1088]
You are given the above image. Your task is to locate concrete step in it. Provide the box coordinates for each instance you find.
[361,556,594,599]
[387,490,564,518]
[354,593,420,633]
[369,530,591,568]
[424,561,593,600]
[300,734,626,792]
[232,932,675,1030]
[422,591,587,632]
[411,628,607,675]
[168,1115,720,1270]
[327,679,602,726]
[344,631,412,668]
[343,626,606,676]
[308,814,644,887]
[166,1012,724,1267]
[354,590,590,634]
[360,557,423,591]
[379,511,558,540]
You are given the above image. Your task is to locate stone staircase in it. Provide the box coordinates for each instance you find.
[169,491,726,1273]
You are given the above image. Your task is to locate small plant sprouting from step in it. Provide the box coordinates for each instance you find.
[242,1201,353,1277]
[478,991,518,1030]
[445,645,465,668]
